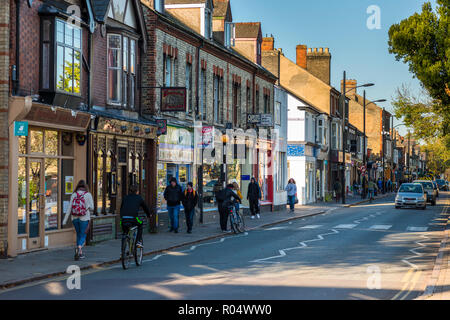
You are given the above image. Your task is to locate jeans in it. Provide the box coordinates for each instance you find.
[72,219,89,247]
[287,195,296,211]
[219,205,229,231]
[168,205,180,231]
[185,208,195,232]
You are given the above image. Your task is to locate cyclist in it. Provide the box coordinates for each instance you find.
[120,184,151,248]
[217,184,241,233]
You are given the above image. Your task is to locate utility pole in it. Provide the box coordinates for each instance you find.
[363,90,366,167]
[407,130,410,182]
[382,108,385,194]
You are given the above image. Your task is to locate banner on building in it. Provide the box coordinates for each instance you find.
[201,126,214,149]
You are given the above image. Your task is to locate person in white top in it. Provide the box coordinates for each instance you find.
[63,180,94,260]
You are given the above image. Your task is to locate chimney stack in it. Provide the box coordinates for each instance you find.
[262,36,274,51]
[306,47,331,85]
[296,45,307,69]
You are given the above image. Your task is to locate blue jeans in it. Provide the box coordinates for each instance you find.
[72,219,89,247]
[168,205,180,231]
[288,195,296,211]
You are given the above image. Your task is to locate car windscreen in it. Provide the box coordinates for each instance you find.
[436,180,445,184]
[399,185,423,193]
[419,182,433,189]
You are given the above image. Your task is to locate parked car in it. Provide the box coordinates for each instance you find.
[432,181,439,198]
[413,180,437,206]
[203,180,219,203]
[395,183,427,210]
[435,179,448,191]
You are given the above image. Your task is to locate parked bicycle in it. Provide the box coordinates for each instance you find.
[228,199,246,234]
[121,217,146,270]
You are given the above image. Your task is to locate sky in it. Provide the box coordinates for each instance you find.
[231,0,436,137]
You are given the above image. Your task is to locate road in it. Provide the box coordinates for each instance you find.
[1,192,448,300]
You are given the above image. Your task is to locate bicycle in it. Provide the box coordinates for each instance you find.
[121,217,145,270]
[228,200,245,234]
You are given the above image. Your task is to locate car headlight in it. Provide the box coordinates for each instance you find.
[396,196,402,201]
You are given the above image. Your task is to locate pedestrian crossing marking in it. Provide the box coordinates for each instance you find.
[299,225,322,229]
[333,224,357,229]
[266,227,288,231]
[370,225,393,230]
[407,227,428,232]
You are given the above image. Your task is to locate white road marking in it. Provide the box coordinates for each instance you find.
[333,224,357,229]
[370,225,393,230]
[266,227,288,231]
[299,225,323,230]
[407,227,428,232]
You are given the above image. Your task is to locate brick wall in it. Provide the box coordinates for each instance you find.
[0,0,9,258]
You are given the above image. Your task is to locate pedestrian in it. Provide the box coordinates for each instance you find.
[182,182,198,234]
[216,184,241,233]
[164,177,183,233]
[368,179,377,200]
[63,180,94,261]
[285,178,297,213]
[361,174,368,199]
[333,178,342,203]
[353,180,358,196]
[377,178,383,195]
[232,182,243,216]
[247,177,262,219]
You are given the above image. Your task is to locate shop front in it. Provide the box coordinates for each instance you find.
[258,139,274,210]
[89,115,158,242]
[157,125,194,210]
[8,98,91,256]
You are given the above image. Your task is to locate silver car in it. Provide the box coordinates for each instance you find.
[413,180,437,206]
[395,183,427,210]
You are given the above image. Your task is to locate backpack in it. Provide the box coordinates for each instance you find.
[71,191,88,217]
[215,189,226,202]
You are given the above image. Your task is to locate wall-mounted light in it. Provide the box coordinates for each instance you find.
[134,126,140,134]
[76,134,87,146]
[121,126,128,133]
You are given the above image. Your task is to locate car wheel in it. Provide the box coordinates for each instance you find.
[395,206,400,210]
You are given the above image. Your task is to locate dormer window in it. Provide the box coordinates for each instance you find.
[204,7,212,39]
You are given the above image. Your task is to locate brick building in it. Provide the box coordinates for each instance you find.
[140,0,277,215]
[5,0,158,257]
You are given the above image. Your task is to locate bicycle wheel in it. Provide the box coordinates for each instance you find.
[229,212,238,234]
[237,211,246,233]
[121,236,131,270]
[134,239,143,266]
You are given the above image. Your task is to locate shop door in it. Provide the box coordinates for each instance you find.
[28,159,44,250]
[121,165,128,200]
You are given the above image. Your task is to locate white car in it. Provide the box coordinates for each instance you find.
[395,183,427,210]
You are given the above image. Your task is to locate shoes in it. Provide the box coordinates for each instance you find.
[251,216,255,219]
[169,228,174,232]
[74,248,79,261]
[174,230,178,234]
[222,230,231,233]
[256,214,261,219]
[78,252,85,260]
[187,230,192,234]
[136,241,143,248]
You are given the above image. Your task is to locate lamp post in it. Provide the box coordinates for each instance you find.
[340,71,374,204]
[362,92,386,167]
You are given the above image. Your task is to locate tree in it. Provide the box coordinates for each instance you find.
[422,137,450,175]
[388,0,450,137]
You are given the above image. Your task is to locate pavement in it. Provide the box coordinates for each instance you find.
[0,192,390,290]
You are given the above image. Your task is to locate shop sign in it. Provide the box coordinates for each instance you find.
[159,126,194,163]
[201,126,214,149]
[241,175,251,181]
[288,144,305,157]
[247,114,261,124]
[258,114,273,127]
[156,119,167,135]
[160,87,187,112]
[14,121,28,136]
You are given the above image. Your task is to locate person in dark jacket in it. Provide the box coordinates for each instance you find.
[216,184,241,233]
[182,182,198,234]
[247,177,261,219]
[120,184,151,247]
[164,177,184,233]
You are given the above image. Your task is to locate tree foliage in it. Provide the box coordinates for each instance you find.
[388,0,450,137]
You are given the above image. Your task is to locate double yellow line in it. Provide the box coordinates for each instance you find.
[392,268,422,300]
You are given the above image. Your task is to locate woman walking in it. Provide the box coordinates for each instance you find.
[182,182,198,234]
[285,179,297,213]
[247,177,261,219]
[63,180,94,261]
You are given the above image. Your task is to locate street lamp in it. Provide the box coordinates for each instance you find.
[341,71,374,204]
[362,91,386,167]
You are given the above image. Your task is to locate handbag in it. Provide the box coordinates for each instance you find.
[294,193,299,204]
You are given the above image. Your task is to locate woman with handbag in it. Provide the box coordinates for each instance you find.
[63,180,94,261]
[285,178,298,213]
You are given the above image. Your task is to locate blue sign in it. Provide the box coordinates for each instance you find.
[14,121,28,137]
[287,144,305,157]
[241,175,251,181]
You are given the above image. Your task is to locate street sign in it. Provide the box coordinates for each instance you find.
[14,121,28,137]
[160,87,187,112]
[258,114,273,127]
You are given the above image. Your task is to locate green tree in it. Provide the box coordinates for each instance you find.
[422,137,450,174]
[388,0,450,137]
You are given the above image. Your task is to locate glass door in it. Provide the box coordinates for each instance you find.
[28,159,44,250]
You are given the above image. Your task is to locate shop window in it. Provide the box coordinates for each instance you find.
[29,161,41,238]
[44,158,58,231]
[17,157,27,235]
[30,130,44,154]
[157,163,167,209]
[106,152,113,213]
[97,151,104,215]
[19,136,27,155]
[61,159,74,229]
[45,131,58,156]
[203,164,221,207]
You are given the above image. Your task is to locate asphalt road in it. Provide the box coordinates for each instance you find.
[1,192,448,300]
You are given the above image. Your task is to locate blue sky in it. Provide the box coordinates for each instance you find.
[231,0,435,136]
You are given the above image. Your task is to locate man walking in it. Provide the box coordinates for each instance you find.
[247,177,262,219]
[333,178,342,203]
[164,177,183,233]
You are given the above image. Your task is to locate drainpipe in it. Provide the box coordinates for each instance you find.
[196,39,204,224]
[13,0,20,95]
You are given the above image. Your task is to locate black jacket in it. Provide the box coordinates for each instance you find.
[247,182,261,201]
[120,194,150,219]
[217,188,241,210]
[182,189,198,211]
[164,184,183,207]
